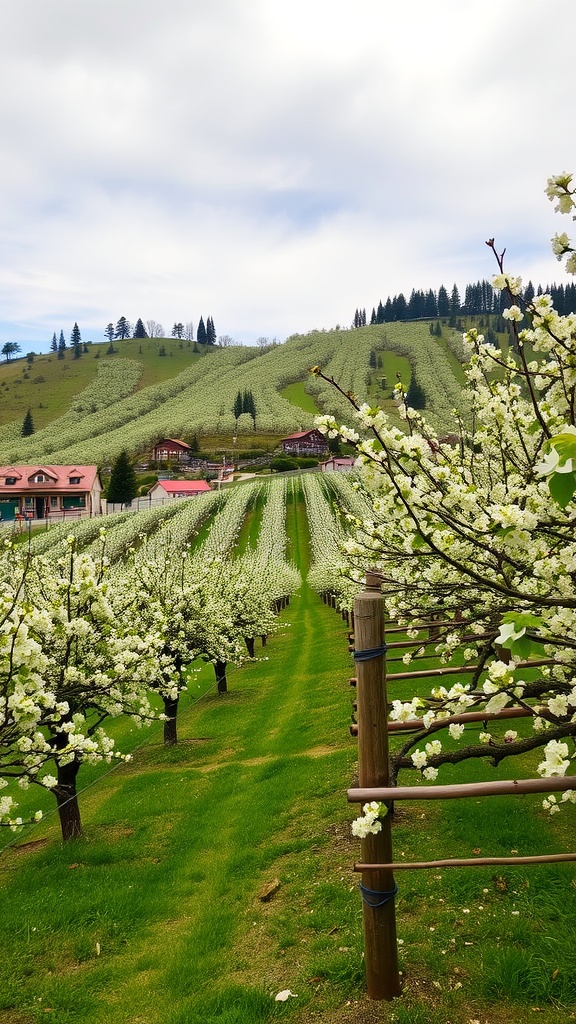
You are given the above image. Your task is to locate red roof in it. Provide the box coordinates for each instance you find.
[153,480,211,495]
[283,430,323,440]
[0,465,100,492]
[154,438,192,450]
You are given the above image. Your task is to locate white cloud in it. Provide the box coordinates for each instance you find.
[0,0,575,350]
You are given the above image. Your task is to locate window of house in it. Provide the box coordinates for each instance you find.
[50,497,59,508]
[24,497,34,507]
[69,477,81,484]
[33,474,45,483]
[5,477,16,485]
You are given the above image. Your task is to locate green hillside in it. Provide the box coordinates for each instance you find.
[0,324,470,465]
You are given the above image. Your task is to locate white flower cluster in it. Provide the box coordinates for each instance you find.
[351,800,387,838]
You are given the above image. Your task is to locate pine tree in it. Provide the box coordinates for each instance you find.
[437,285,450,319]
[50,332,58,353]
[21,409,35,436]
[197,317,207,345]
[406,373,426,409]
[189,434,200,454]
[171,322,184,339]
[107,451,137,505]
[71,322,82,359]
[105,323,115,342]
[58,330,66,359]
[243,389,256,427]
[115,316,131,340]
[233,391,243,422]
[206,317,216,344]
[133,318,148,338]
[449,284,461,326]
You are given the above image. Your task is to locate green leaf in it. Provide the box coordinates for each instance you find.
[501,612,543,630]
[548,470,576,508]
[549,433,576,462]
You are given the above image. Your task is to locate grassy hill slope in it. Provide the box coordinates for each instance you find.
[0,324,469,465]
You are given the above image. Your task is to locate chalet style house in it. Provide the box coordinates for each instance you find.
[153,439,193,462]
[0,466,102,520]
[281,429,328,456]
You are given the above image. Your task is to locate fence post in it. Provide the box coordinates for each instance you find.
[354,572,400,1000]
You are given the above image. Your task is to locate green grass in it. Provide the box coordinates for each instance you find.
[0,338,203,432]
[280,382,322,416]
[1,500,575,1024]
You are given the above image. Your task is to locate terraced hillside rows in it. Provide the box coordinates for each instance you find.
[0,324,466,464]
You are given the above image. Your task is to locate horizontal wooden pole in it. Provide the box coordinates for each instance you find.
[385,633,492,651]
[353,852,576,871]
[386,706,536,732]
[348,776,576,803]
[386,659,554,682]
[383,621,465,635]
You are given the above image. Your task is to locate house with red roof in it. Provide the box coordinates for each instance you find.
[320,456,356,472]
[147,479,212,501]
[281,429,328,455]
[152,439,193,462]
[0,466,102,521]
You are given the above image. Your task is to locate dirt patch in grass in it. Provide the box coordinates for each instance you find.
[307,744,339,758]
[9,837,50,856]
[0,1012,34,1024]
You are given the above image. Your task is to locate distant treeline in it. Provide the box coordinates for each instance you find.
[353,278,576,326]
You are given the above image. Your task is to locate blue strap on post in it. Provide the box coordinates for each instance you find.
[353,645,387,661]
[359,882,398,908]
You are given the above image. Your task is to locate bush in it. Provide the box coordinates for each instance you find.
[270,457,299,472]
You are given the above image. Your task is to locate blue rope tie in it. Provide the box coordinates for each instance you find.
[353,645,388,661]
[359,882,398,908]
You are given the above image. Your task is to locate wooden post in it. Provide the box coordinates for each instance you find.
[354,572,401,1000]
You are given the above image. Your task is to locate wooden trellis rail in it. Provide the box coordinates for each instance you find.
[348,574,576,1002]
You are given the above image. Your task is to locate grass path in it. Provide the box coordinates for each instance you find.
[1,491,575,1024]
[0,491,359,1024]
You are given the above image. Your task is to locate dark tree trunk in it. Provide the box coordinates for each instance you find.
[55,760,82,842]
[163,694,180,746]
[215,660,227,694]
[261,635,267,647]
[244,636,255,657]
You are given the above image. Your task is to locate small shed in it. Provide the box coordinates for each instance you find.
[147,480,212,501]
[320,456,356,472]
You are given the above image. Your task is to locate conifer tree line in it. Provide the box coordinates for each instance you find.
[233,388,257,426]
[354,278,576,325]
[101,316,217,343]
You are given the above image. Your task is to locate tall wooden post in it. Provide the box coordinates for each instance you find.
[354,572,400,1000]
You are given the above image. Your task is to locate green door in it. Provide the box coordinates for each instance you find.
[0,499,19,521]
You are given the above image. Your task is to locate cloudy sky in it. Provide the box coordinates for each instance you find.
[1,0,574,351]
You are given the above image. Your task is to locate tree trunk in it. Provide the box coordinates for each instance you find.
[55,760,83,842]
[215,660,227,694]
[163,694,179,746]
[245,636,255,657]
[261,635,267,647]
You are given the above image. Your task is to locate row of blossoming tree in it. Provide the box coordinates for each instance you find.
[314,173,576,817]
[0,479,300,842]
